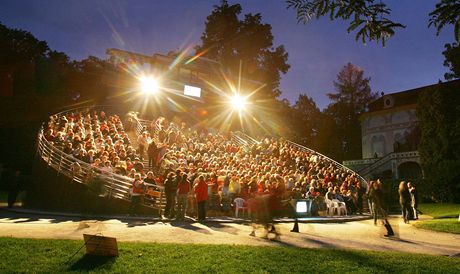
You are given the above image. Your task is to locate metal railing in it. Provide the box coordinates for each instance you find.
[285,140,368,186]
[358,151,420,177]
[235,131,368,186]
[232,131,259,146]
[36,106,165,211]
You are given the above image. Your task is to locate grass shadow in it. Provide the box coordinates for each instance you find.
[68,254,116,271]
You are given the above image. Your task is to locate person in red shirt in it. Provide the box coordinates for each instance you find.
[129,173,145,216]
[194,174,208,221]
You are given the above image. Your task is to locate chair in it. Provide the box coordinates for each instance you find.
[325,198,337,216]
[234,198,248,218]
[332,199,348,216]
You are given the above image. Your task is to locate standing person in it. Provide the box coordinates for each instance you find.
[369,180,394,237]
[398,181,411,223]
[129,173,145,216]
[176,173,190,221]
[408,181,419,220]
[163,170,180,219]
[137,131,150,160]
[194,174,208,222]
[7,170,22,208]
[147,140,159,171]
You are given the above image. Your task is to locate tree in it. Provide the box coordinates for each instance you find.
[287,0,460,44]
[196,0,290,99]
[442,43,460,80]
[417,82,460,202]
[286,0,405,46]
[329,63,376,114]
[291,94,321,147]
[287,0,460,79]
[70,56,118,104]
[322,63,377,160]
[35,50,72,96]
[0,22,50,96]
[428,0,460,43]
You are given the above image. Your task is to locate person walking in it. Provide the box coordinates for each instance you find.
[194,174,208,222]
[369,180,394,237]
[408,181,419,220]
[398,181,411,223]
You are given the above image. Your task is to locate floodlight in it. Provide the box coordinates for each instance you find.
[140,76,159,95]
[230,94,247,111]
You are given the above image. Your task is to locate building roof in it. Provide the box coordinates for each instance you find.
[367,79,460,114]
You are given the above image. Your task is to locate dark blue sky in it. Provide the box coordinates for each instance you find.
[0,0,454,109]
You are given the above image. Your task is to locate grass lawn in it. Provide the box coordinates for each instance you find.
[413,203,460,234]
[414,218,460,234]
[0,237,459,273]
[418,203,460,218]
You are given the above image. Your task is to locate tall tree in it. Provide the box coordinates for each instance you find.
[0,22,49,96]
[196,0,290,99]
[417,82,460,202]
[323,63,377,160]
[291,94,321,147]
[329,63,376,114]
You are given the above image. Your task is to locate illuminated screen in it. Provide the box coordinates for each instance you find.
[296,201,308,213]
[184,85,201,97]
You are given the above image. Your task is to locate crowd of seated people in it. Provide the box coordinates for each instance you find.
[44,110,147,178]
[143,116,366,217]
[43,110,366,217]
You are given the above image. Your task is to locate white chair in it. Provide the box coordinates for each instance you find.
[234,198,248,218]
[325,198,337,216]
[332,199,348,216]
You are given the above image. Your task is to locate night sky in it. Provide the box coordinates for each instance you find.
[0,0,454,109]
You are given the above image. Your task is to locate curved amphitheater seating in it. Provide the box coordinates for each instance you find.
[36,106,367,215]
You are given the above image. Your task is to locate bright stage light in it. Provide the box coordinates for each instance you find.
[140,76,159,95]
[230,94,247,111]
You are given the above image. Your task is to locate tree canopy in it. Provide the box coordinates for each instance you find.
[417,82,460,202]
[287,0,460,80]
[196,0,290,99]
[321,63,377,160]
[286,0,405,46]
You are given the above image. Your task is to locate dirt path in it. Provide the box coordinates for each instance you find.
[0,210,458,256]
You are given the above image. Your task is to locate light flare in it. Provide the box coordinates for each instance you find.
[140,76,159,95]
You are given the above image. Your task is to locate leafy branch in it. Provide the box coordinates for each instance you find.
[286,0,406,46]
[429,0,460,42]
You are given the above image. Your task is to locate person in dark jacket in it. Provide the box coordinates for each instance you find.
[408,181,419,220]
[147,140,159,170]
[369,180,394,237]
[398,181,411,223]
[163,170,180,219]
[7,170,22,208]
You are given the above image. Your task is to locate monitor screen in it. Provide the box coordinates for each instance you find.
[184,85,201,97]
[296,200,308,213]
